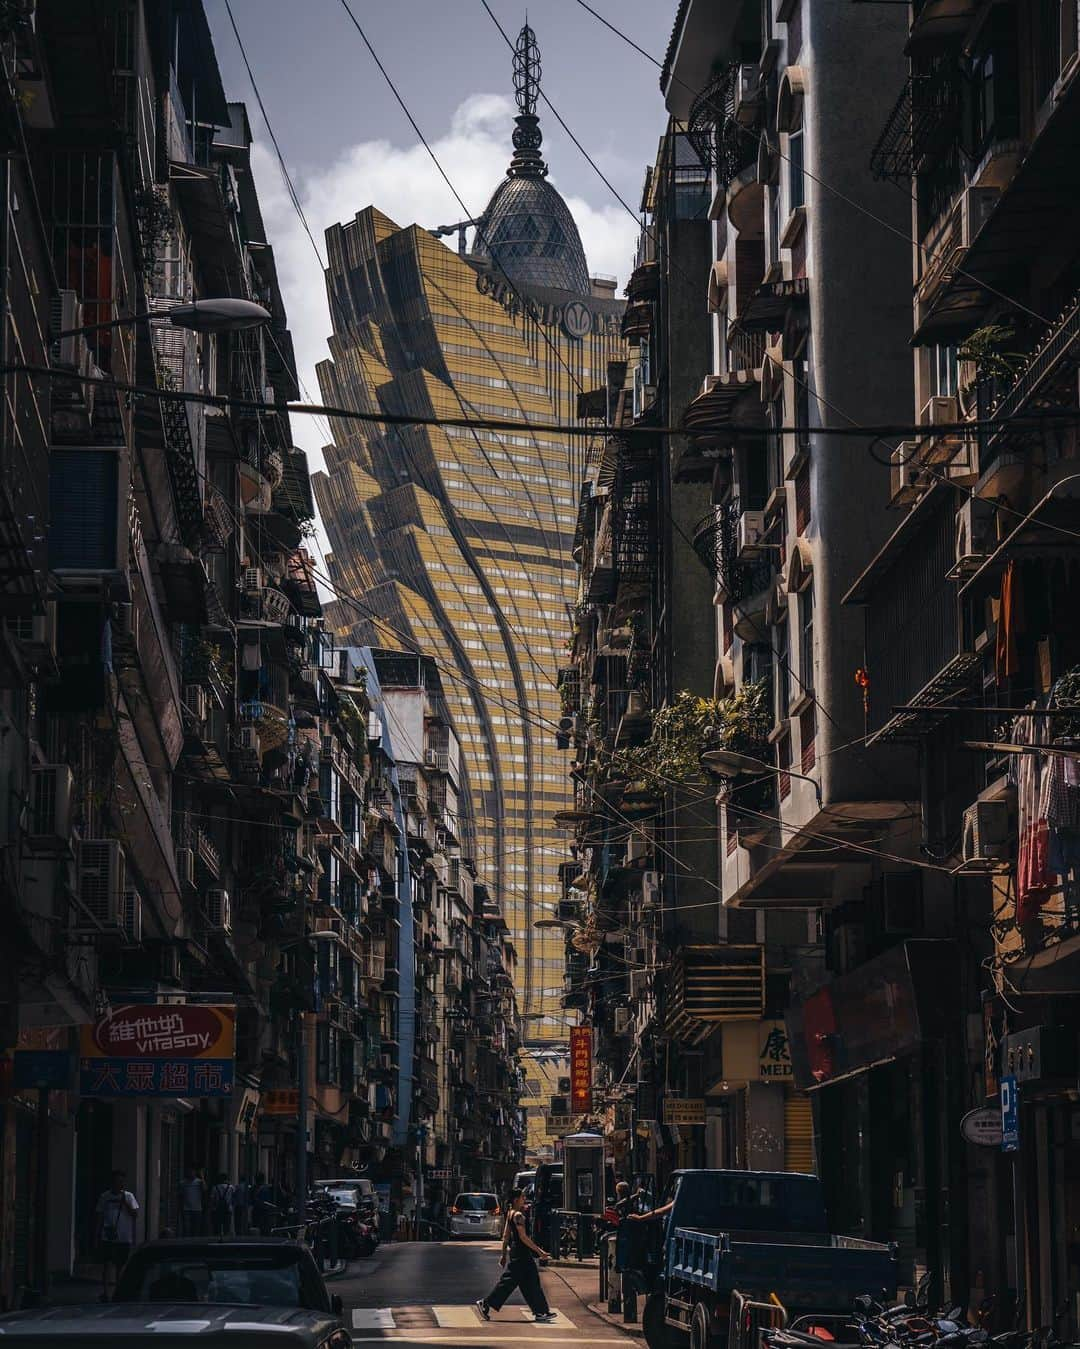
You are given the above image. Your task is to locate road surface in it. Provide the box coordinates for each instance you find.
[337,1239,622,1346]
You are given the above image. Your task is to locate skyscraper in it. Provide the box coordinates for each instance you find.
[312,25,624,1038]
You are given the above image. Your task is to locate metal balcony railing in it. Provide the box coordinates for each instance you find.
[686,66,758,187]
[691,500,774,603]
[870,61,964,183]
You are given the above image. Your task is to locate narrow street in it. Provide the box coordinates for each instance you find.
[337,1242,621,1347]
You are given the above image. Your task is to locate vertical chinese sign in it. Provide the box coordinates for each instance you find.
[570,1025,592,1114]
[80,1005,236,1098]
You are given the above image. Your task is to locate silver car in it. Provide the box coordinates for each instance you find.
[448,1192,503,1238]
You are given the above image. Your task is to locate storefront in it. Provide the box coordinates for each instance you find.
[786,940,966,1301]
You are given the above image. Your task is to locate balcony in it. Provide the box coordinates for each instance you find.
[664,945,766,1044]
[870,61,965,183]
[686,65,759,188]
[691,500,775,605]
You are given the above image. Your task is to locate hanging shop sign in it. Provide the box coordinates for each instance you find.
[9,1026,74,1091]
[1000,1075,1019,1153]
[79,1004,236,1098]
[262,1088,300,1117]
[546,1114,572,1135]
[961,1107,1003,1148]
[758,1020,793,1080]
[663,1098,706,1126]
[570,1026,593,1113]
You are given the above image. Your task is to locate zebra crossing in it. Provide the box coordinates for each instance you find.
[350,1305,578,1332]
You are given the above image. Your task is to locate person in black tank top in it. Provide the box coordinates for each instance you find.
[477,1188,554,1321]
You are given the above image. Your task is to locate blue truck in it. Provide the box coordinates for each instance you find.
[618,1170,897,1349]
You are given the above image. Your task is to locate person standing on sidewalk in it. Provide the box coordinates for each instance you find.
[210,1172,235,1237]
[95,1170,139,1301]
[477,1188,555,1323]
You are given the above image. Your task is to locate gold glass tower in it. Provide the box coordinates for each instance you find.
[312,25,624,1038]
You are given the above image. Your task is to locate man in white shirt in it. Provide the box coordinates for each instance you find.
[95,1170,139,1300]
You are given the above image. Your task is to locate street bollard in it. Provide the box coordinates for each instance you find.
[623,1279,638,1324]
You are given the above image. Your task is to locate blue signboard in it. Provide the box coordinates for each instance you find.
[1000,1074,1019,1153]
[79,1056,234,1098]
[13,1050,73,1090]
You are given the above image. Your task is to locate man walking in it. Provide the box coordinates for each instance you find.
[95,1169,139,1300]
[477,1188,555,1323]
[233,1175,251,1236]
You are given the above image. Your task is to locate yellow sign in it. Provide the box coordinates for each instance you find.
[663,1098,706,1125]
[262,1088,300,1117]
[546,1114,572,1135]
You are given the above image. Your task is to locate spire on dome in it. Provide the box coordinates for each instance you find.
[508,22,547,179]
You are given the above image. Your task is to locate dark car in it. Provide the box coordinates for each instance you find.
[0,1303,349,1347]
[113,1237,342,1317]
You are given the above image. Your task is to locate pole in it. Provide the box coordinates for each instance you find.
[296,1010,307,1230]
[34,1088,50,1297]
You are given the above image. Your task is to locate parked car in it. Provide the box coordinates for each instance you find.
[514,1168,537,1197]
[114,1237,343,1316]
[0,1304,350,1347]
[315,1176,377,1218]
[448,1192,503,1238]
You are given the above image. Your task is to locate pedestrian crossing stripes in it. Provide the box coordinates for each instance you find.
[351,1306,576,1331]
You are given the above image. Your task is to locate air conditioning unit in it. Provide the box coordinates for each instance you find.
[205,887,232,933]
[961,184,1000,247]
[424,748,439,768]
[176,846,195,887]
[28,764,73,849]
[737,510,766,556]
[641,870,660,910]
[49,289,82,368]
[953,496,996,577]
[121,889,143,945]
[183,685,208,723]
[242,565,263,594]
[962,800,1011,866]
[4,604,58,668]
[889,441,925,506]
[75,839,126,933]
[626,834,650,863]
[628,970,648,999]
[613,1006,633,1035]
[237,726,260,755]
[735,63,762,125]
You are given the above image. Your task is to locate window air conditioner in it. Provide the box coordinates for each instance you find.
[961,185,1000,247]
[176,846,195,887]
[158,944,182,984]
[613,1006,633,1035]
[628,970,648,999]
[76,839,126,933]
[641,870,660,910]
[242,565,263,594]
[626,834,649,863]
[121,889,143,945]
[953,497,996,577]
[889,442,925,506]
[205,887,232,933]
[28,764,73,848]
[424,748,439,768]
[737,510,767,555]
[962,800,1011,865]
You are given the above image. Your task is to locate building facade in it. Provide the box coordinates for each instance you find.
[0,1,520,1302]
[312,24,625,1043]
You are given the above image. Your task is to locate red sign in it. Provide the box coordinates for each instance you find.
[570,1026,592,1113]
[81,1005,234,1060]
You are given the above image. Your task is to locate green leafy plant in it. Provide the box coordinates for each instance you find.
[609,681,770,795]
[958,324,1026,394]
[1050,666,1080,741]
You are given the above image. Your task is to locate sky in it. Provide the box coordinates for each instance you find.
[203,0,675,485]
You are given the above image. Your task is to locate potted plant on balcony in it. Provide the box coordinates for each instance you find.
[957,322,1026,415]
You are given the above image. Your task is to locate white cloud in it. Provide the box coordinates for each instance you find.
[250,90,637,486]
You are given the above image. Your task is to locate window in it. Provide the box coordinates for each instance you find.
[778,732,792,801]
[793,355,811,455]
[929,344,958,399]
[799,583,814,694]
[787,125,805,213]
[795,465,811,533]
[775,604,791,723]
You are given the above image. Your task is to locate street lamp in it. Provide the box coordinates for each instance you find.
[700,747,823,807]
[58,296,272,340]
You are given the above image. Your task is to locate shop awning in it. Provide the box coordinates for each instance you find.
[785,939,957,1090]
[682,370,761,438]
[664,945,766,1045]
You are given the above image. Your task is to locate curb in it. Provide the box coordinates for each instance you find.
[587,1302,645,1338]
[544,1258,601,1270]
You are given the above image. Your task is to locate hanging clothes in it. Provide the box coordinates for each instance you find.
[1012,712,1055,924]
[995,561,1022,686]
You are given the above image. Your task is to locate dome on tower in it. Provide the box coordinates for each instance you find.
[469,23,590,297]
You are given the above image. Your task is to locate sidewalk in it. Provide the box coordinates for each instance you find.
[546,1259,644,1339]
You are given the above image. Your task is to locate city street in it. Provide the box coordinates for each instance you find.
[337,1242,620,1346]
